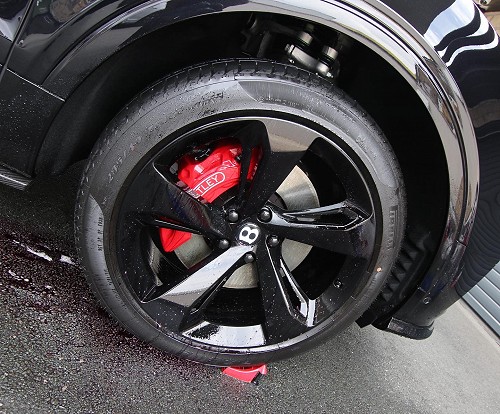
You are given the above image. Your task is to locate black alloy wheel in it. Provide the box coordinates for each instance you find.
[75,60,405,366]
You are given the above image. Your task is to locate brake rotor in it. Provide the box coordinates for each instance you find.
[174,165,319,288]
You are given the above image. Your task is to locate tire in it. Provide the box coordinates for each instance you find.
[75,59,405,366]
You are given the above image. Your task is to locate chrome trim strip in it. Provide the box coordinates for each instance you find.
[0,166,31,190]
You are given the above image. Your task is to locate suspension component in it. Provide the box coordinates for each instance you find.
[242,16,348,80]
[285,28,341,79]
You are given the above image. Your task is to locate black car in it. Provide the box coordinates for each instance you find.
[0,0,499,366]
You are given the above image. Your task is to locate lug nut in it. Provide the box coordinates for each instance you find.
[226,210,239,223]
[244,253,255,263]
[258,208,272,222]
[218,239,230,250]
[267,235,280,248]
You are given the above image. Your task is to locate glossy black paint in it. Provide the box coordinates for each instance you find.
[0,69,62,173]
[0,0,498,338]
[7,0,245,87]
[0,38,6,62]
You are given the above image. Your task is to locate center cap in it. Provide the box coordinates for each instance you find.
[237,223,261,245]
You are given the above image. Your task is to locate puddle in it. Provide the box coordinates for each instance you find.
[0,219,84,315]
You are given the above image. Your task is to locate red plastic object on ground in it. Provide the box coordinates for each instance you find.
[159,141,259,252]
[221,365,268,383]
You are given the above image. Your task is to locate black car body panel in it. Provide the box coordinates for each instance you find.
[378,0,500,334]
[0,0,499,339]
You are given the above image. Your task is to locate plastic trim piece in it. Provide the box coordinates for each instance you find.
[385,317,434,340]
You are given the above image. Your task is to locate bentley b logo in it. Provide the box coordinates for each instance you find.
[237,224,261,245]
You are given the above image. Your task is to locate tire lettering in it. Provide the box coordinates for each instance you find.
[387,206,398,249]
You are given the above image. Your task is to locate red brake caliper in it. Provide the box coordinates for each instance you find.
[159,141,259,252]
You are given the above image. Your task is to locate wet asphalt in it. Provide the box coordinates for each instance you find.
[0,165,499,414]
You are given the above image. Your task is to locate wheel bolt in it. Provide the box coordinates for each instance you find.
[258,208,272,222]
[218,239,230,250]
[244,253,255,263]
[267,235,280,248]
[226,209,239,223]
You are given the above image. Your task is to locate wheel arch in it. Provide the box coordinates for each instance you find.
[35,0,479,331]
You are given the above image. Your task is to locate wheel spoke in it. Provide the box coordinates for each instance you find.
[137,215,204,234]
[233,122,261,203]
[256,243,310,343]
[233,119,318,215]
[279,257,318,327]
[147,245,251,308]
[124,161,229,239]
[261,203,375,258]
[281,201,362,221]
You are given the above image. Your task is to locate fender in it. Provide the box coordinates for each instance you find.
[3,0,500,335]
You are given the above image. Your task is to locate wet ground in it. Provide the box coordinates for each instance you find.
[0,166,499,413]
